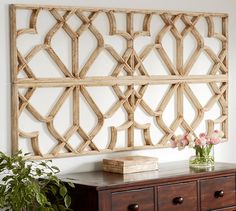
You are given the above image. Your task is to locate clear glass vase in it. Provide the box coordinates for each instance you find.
[189,145,214,169]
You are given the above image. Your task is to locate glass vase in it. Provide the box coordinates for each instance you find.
[189,145,214,169]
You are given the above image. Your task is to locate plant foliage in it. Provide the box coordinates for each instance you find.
[0,151,75,211]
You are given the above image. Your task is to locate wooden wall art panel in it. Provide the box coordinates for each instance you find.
[10,4,228,159]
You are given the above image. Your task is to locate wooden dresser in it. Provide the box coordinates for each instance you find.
[60,162,236,211]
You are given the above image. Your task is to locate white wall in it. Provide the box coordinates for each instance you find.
[0,0,236,174]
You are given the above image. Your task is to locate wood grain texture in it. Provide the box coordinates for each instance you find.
[200,176,236,211]
[211,206,236,211]
[60,162,236,211]
[10,4,228,159]
[102,156,158,174]
[157,181,198,211]
[112,188,154,211]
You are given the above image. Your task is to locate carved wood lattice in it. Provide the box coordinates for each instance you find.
[10,4,228,159]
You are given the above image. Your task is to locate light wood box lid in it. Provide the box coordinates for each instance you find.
[103,156,158,174]
[103,156,158,166]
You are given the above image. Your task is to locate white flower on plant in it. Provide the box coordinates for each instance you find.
[218,130,224,138]
[188,139,195,148]
[211,130,224,138]
[196,133,207,146]
[176,135,183,141]
[200,137,207,146]
[186,134,194,142]
[185,134,195,148]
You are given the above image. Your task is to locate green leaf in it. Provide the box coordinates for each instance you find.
[40,162,47,167]
[2,175,12,182]
[67,182,75,188]
[39,207,49,211]
[50,186,57,195]
[47,172,53,177]
[36,192,47,206]
[36,168,42,176]
[51,166,60,172]
[0,185,6,194]
[59,204,67,211]
[0,150,72,210]
[64,194,71,208]
[52,204,58,210]
[59,186,67,197]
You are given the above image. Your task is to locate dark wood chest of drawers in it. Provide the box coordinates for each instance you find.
[61,162,236,211]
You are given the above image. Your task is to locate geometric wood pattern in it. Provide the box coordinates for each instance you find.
[10,4,228,159]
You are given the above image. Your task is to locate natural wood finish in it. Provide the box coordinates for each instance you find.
[10,5,19,154]
[15,75,228,87]
[102,156,158,174]
[10,4,228,159]
[12,4,228,17]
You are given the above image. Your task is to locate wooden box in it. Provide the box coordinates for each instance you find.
[102,156,158,174]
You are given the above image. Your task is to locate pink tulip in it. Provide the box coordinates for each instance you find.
[199,133,206,138]
[210,138,221,145]
[181,138,189,146]
[195,138,201,146]
[183,134,188,140]
[206,138,211,145]
[171,140,178,148]
[195,136,207,146]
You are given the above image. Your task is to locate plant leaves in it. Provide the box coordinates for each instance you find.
[0,150,71,210]
[59,186,67,197]
[67,182,75,188]
[36,168,42,176]
[51,186,57,196]
[2,175,12,182]
[59,204,67,211]
[51,166,60,172]
[36,193,46,205]
[64,194,71,208]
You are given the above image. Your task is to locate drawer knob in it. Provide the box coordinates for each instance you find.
[128,204,139,211]
[173,197,184,205]
[215,190,224,198]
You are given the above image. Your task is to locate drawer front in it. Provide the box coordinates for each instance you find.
[157,181,197,211]
[111,187,154,211]
[200,176,236,211]
[211,206,236,211]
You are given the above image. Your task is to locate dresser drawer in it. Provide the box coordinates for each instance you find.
[111,187,154,211]
[157,181,197,211]
[200,176,236,211]
[211,206,236,211]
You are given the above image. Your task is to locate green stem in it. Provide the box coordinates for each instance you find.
[190,145,214,167]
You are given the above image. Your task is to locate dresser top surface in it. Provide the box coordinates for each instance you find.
[60,161,236,190]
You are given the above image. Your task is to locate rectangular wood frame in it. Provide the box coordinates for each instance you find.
[10,4,228,159]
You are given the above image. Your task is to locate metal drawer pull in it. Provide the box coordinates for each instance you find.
[128,204,139,211]
[215,190,224,198]
[173,197,184,205]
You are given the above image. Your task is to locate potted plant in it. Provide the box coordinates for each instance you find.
[0,151,74,211]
